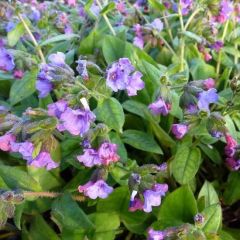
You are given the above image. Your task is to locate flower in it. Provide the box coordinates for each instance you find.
[148,98,170,116]
[0,48,15,72]
[60,108,95,136]
[143,183,168,212]
[48,52,65,66]
[77,149,101,167]
[179,0,192,15]
[48,100,68,119]
[29,151,59,170]
[125,71,144,96]
[76,59,89,80]
[106,58,144,96]
[66,0,76,7]
[216,0,234,23]
[13,70,24,79]
[11,141,59,170]
[148,228,165,240]
[78,180,113,199]
[0,134,16,151]
[149,18,163,32]
[5,22,15,32]
[194,213,205,224]
[171,124,188,139]
[225,134,237,157]
[203,78,215,90]
[211,41,223,52]
[129,197,144,212]
[197,89,218,112]
[98,142,120,165]
[133,24,144,49]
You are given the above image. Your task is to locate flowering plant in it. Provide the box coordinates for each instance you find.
[0,0,240,239]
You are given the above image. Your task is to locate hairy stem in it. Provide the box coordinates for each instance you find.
[162,11,173,43]
[178,6,185,71]
[95,0,116,36]
[17,13,46,63]
[23,191,85,202]
[184,8,201,31]
[216,20,229,76]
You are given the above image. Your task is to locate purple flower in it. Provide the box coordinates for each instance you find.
[11,141,34,161]
[77,149,101,167]
[48,100,68,118]
[149,18,164,32]
[226,158,240,171]
[211,41,223,52]
[76,60,89,80]
[11,141,58,170]
[179,0,192,15]
[60,108,95,136]
[0,48,15,72]
[36,52,73,98]
[5,22,16,32]
[210,130,223,138]
[197,89,218,112]
[48,52,65,66]
[194,213,205,224]
[66,0,76,6]
[216,0,234,23]
[106,58,144,96]
[148,228,165,240]
[30,7,41,22]
[30,152,59,170]
[148,98,171,116]
[0,134,16,152]
[98,142,120,165]
[78,180,113,199]
[133,36,144,49]
[143,183,168,212]
[171,124,188,139]
[126,71,145,96]
[129,190,144,212]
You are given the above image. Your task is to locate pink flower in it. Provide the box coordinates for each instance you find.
[98,142,120,165]
[0,134,16,151]
[13,70,24,79]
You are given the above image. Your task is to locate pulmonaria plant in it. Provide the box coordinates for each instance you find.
[1,0,240,239]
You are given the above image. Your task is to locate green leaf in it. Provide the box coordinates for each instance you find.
[198,181,219,208]
[51,193,94,231]
[0,166,42,191]
[123,100,148,119]
[190,59,216,80]
[200,204,222,233]
[219,230,236,240]
[14,203,25,230]
[172,145,201,184]
[148,0,165,11]
[183,31,202,43]
[89,212,120,240]
[199,144,222,165]
[39,34,79,46]
[122,130,163,154]
[95,97,125,133]
[28,215,60,240]
[157,186,198,228]
[100,2,115,15]
[223,172,240,205]
[7,22,26,47]
[9,69,38,106]
[0,72,14,81]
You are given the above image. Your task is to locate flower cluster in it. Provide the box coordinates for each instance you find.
[106,58,145,96]
[36,52,74,98]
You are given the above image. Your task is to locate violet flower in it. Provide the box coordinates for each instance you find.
[148,228,165,240]
[197,88,218,112]
[78,180,113,199]
[0,48,15,72]
[77,149,101,167]
[149,18,164,32]
[13,70,24,79]
[60,108,96,136]
[76,59,89,80]
[133,24,144,49]
[148,98,171,116]
[216,0,234,23]
[171,124,188,139]
[143,183,168,212]
[203,78,215,90]
[211,41,224,52]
